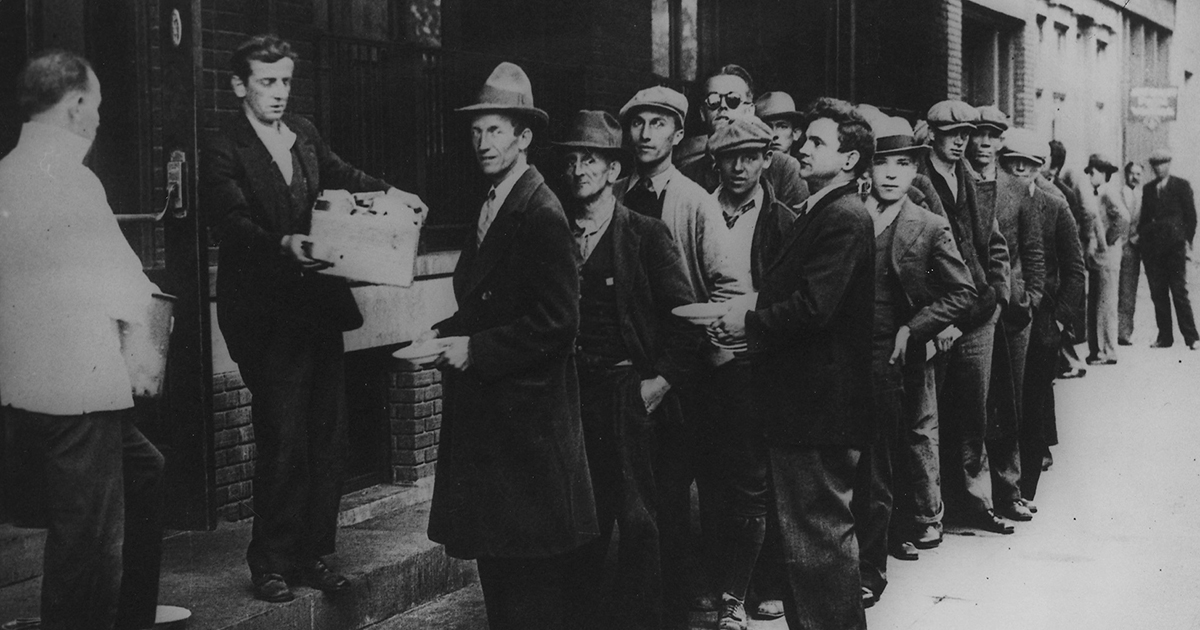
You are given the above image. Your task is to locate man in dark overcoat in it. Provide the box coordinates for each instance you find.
[1140,149,1198,349]
[203,35,426,602]
[713,97,875,630]
[424,62,598,630]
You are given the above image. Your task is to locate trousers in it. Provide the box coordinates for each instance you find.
[479,555,572,630]
[1118,242,1141,343]
[937,309,1000,514]
[1088,250,1122,361]
[1143,243,1198,345]
[893,359,944,530]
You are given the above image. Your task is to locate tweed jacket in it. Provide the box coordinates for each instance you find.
[677,148,812,209]
[1140,175,1197,254]
[429,166,598,559]
[202,113,390,364]
[1032,178,1086,345]
[995,171,1046,324]
[920,156,1012,330]
[745,182,875,447]
[615,167,744,302]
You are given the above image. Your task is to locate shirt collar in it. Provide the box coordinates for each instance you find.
[930,156,958,184]
[245,109,297,152]
[634,165,676,196]
[802,179,845,214]
[18,121,94,166]
[489,162,530,210]
[574,196,616,234]
[715,182,763,215]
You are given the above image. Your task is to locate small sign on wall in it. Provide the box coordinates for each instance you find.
[1130,86,1178,129]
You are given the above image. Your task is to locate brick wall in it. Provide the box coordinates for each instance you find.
[944,0,964,100]
[388,362,443,484]
[212,371,256,521]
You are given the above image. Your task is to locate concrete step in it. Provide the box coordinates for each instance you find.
[0,498,476,630]
[372,582,487,630]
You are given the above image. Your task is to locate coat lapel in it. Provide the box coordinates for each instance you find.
[457,166,543,300]
[230,114,291,227]
[611,203,635,339]
[767,183,858,275]
[890,199,928,272]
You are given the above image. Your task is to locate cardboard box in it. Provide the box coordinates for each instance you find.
[308,191,424,287]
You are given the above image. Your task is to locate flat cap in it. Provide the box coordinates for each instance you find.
[926,100,979,132]
[1149,148,1173,164]
[997,127,1046,165]
[675,135,708,168]
[708,117,773,155]
[975,105,1009,133]
[755,91,804,122]
[854,103,889,134]
[874,116,929,156]
[620,86,689,128]
[1086,153,1118,174]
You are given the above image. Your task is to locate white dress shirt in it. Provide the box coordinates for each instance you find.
[0,122,158,415]
[245,110,298,185]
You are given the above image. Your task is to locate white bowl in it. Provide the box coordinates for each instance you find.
[672,302,732,326]
[392,340,446,366]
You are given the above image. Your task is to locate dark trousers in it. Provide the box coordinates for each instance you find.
[937,310,999,514]
[478,555,571,630]
[1144,244,1198,345]
[1021,307,1060,501]
[768,445,866,630]
[852,383,901,596]
[569,366,662,630]
[988,319,1030,508]
[238,327,348,577]
[893,360,944,532]
[3,407,164,630]
[1118,243,1141,342]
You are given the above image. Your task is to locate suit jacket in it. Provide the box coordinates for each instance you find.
[202,113,390,363]
[745,182,875,447]
[887,197,977,343]
[678,147,811,209]
[614,167,743,302]
[1032,178,1086,345]
[749,180,798,291]
[920,157,1012,330]
[428,166,597,559]
[1122,184,1144,247]
[994,172,1046,325]
[1140,175,1197,254]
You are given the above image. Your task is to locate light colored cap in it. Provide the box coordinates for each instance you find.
[708,117,773,155]
[998,127,1046,165]
[754,91,803,122]
[1149,148,1173,164]
[620,86,689,128]
[926,100,979,132]
[975,105,1009,133]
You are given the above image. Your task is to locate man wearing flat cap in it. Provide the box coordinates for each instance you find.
[919,100,1015,536]
[554,109,701,630]
[1118,161,1146,345]
[967,105,1009,182]
[851,116,976,605]
[425,62,598,629]
[1139,149,1198,349]
[754,91,805,157]
[615,84,742,626]
[1078,153,1129,364]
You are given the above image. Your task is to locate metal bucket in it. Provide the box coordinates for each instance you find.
[119,293,176,399]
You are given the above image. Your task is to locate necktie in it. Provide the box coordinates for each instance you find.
[477,188,497,245]
[625,177,663,220]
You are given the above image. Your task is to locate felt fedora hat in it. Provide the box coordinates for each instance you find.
[755,92,804,123]
[873,116,930,156]
[552,110,626,154]
[456,61,549,128]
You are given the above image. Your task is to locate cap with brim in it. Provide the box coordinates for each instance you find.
[755,91,804,123]
[873,116,930,156]
[1149,149,1172,164]
[620,86,688,128]
[997,128,1046,165]
[675,135,708,168]
[552,110,626,158]
[975,105,1009,133]
[456,62,549,128]
[1087,153,1118,174]
[708,117,773,155]
[927,99,979,133]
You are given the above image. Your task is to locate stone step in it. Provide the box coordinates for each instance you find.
[374,582,487,630]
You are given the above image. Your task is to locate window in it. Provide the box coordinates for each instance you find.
[652,0,698,81]
[962,6,1019,115]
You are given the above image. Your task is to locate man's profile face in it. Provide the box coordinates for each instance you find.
[1125,164,1143,188]
[716,148,770,197]
[968,128,1002,167]
[470,113,529,179]
[798,118,851,185]
[69,69,102,141]
[1001,156,1039,183]
[768,119,801,154]
[871,153,918,203]
[628,109,683,168]
[562,149,618,201]
[702,74,754,131]
[931,128,971,164]
[1153,161,1171,180]
[233,57,294,125]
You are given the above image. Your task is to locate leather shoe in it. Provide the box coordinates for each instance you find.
[1086,357,1117,365]
[1018,497,1038,513]
[1118,338,1132,346]
[252,573,295,603]
[752,599,784,620]
[1058,367,1086,379]
[890,540,919,560]
[1190,341,1198,350]
[999,501,1034,522]
[718,593,748,630]
[1042,452,1053,471]
[861,586,877,609]
[969,509,1015,534]
[913,523,942,549]
[294,559,351,593]
[1151,339,1173,348]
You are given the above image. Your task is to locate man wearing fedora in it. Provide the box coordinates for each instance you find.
[1078,153,1129,364]
[754,91,804,157]
[852,115,976,605]
[425,62,598,629]
[966,105,1009,182]
[1139,149,1198,349]
[554,109,701,630]
[918,100,1015,536]
[614,84,742,625]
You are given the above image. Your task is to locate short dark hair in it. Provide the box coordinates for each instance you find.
[1048,140,1066,171]
[1124,161,1142,175]
[802,97,875,177]
[707,64,756,99]
[17,49,94,118]
[230,35,297,83]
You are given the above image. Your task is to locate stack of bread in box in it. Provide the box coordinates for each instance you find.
[308,190,425,287]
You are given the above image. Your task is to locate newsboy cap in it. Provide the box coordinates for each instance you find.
[552,110,625,155]
[620,86,689,128]
[974,105,1010,133]
[997,128,1046,165]
[456,62,549,128]
[754,92,804,123]
[708,117,773,155]
[926,100,979,132]
[1149,149,1173,164]
[1086,153,1118,174]
[874,116,929,156]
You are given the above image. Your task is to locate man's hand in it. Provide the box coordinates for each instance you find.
[434,336,471,371]
[415,328,440,345]
[711,303,749,345]
[280,234,332,270]
[387,187,429,215]
[640,375,671,415]
[936,325,962,354]
[889,326,912,366]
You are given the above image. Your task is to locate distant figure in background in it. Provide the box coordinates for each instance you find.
[0,49,165,630]
[1139,149,1198,350]
[1043,140,1088,379]
[754,91,805,156]
[1118,162,1145,345]
[1080,154,1129,365]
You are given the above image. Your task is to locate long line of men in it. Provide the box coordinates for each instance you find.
[427,61,1196,630]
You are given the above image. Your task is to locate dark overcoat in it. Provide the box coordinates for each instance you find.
[994,171,1046,326]
[1140,175,1198,255]
[745,183,876,447]
[1031,179,1085,346]
[428,166,598,559]
[203,113,389,363]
